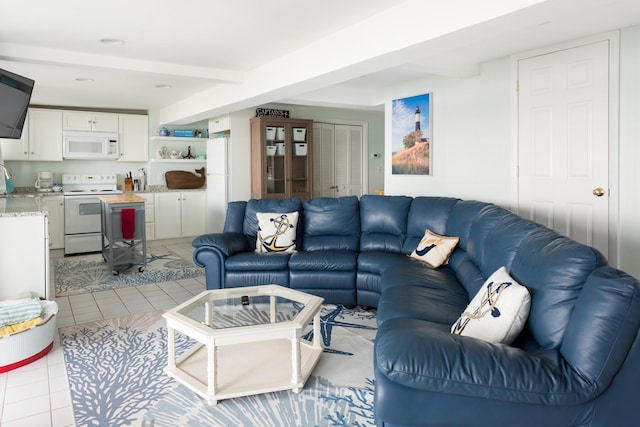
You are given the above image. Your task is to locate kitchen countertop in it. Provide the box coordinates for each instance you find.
[99,194,147,204]
[0,196,47,217]
[12,185,206,196]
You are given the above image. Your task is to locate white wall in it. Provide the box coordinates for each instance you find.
[384,58,512,206]
[618,25,640,278]
[383,26,640,279]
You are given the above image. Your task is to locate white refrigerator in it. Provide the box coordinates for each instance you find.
[206,137,229,233]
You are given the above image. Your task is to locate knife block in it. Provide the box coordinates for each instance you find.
[124,178,133,192]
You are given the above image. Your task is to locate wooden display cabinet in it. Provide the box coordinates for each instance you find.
[250,117,313,200]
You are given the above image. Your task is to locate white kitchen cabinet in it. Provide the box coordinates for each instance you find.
[0,214,50,300]
[0,114,29,160]
[118,114,149,162]
[63,111,119,132]
[41,196,64,249]
[137,192,155,240]
[209,114,230,134]
[2,109,63,161]
[154,191,206,239]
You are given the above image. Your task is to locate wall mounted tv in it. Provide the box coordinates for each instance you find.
[0,68,35,139]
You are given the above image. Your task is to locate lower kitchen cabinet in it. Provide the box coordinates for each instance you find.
[41,195,64,249]
[154,191,206,239]
[0,214,50,300]
[137,192,155,240]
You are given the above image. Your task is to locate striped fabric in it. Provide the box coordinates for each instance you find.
[0,298,42,329]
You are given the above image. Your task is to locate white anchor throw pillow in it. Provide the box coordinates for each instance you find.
[255,212,299,253]
[451,266,531,344]
[409,229,459,268]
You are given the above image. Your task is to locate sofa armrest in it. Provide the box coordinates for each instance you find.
[192,232,249,257]
[375,318,594,406]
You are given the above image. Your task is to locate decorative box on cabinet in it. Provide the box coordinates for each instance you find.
[250,117,313,200]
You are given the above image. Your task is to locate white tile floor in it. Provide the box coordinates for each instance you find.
[0,238,206,427]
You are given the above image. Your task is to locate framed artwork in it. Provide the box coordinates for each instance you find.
[391,93,432,175]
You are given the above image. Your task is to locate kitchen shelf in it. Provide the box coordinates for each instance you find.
[150,136,208,143]
[149,159,206,163]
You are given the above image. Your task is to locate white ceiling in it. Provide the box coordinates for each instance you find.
[2,0,640,124]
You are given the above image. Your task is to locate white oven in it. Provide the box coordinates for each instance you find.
[64,196,103,254]
[62,174,122,255]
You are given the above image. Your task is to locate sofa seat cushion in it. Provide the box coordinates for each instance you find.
[377,285,469,326]
[289,251,357,271]
[381,262,466,296]
[225,252,290,271]
[375,317,595,405]
[357,251,409,275]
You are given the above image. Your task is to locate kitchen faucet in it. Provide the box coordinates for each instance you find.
[0,163,11,180]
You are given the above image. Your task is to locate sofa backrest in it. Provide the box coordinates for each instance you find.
[237,198,303,251]
[510,231,607,349]
[359,195,412,253]
[402,196,459,254]
[302,196,360,251]
[560,266,640,388]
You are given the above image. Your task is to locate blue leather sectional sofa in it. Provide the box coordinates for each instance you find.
[192,195,640,427]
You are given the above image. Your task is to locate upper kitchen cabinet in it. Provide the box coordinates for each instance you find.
[1,109,63,161]
[209,114,230,134]
[63,111,119,132]
[250,117,313,200]
[118,114,149,162]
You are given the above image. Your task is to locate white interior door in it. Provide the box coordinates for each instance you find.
[313,123,364,198]
[335,124,363,197]
[517,40,610,257]
[313,123,336,197]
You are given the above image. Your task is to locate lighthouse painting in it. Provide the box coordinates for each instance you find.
[391,92,432,175]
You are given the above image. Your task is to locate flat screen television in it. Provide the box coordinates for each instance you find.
[0,68,35,139]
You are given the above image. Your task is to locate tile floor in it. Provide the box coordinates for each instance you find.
[0,238,206,427]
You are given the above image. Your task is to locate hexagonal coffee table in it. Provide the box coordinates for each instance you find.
[163,285,324,405]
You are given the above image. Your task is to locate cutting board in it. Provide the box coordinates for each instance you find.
[165,167,206,189]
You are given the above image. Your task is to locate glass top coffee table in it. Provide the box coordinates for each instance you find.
[163,285,324,405]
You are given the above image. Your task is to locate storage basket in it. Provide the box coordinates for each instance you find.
[276,127,285,140]
[266,127,276,140]
[0,301,58,373]
[294,143,308,156]
[292,128,307,141]
[275,142,285,155]
[266,146,277,156]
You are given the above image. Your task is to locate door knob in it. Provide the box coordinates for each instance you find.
[592,187,606,197]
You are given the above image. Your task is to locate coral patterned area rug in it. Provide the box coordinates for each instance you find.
[55,245,203,297]
[60,304,378,427]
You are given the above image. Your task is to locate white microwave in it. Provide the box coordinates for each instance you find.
[63,131,119,159]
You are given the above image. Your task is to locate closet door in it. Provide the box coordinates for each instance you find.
[312,123,336,197]
[312,123,363,198]
[335,125,363,197]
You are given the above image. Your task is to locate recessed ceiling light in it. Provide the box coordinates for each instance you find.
[99,38,126,46]
[75,77,95,83]
[155,84,172,89]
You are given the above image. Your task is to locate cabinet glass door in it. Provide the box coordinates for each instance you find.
[265,126,286,196]
[290,126,309,195]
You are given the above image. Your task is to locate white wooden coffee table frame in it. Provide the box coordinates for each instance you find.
[163,285,324,405]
